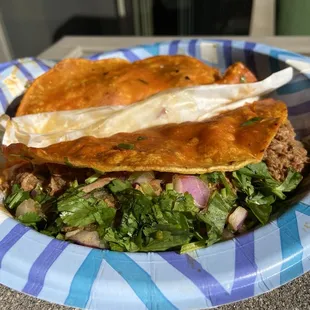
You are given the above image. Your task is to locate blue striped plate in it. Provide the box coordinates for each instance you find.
[0,39,310,309]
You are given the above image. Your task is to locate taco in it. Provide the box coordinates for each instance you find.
[16,56,255,116]
[1,97,308,253]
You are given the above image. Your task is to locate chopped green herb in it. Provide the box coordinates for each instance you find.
[108,179,132,193]
[24,81,32,89]
[246,193,274,225]
[17,212,42,228]
[165,183,173,191]
[140,183,156,197]
[57,185,116,228]
[137,79,148,85]
[137,136,147,141]
[64,157,74,167]
[33,186,55,204]
[232,171,254,196]
[3,154,303,254]
[233,162,303,224]
[56,233,65,240]
[85,173,101,184]
[40,218,63,237]
[102,188,199,252]
[198,190,234,245]
[200,172,221,184]
[180,240,206,254]
[276,168,303,193]
[241,117,263,127]
[5,184,30,209]
[117,143,135,150]
[240,75,247,83]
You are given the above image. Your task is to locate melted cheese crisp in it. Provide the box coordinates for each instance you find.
[0,68,292,148]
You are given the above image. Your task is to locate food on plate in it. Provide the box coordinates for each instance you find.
[2,67,291,148]
[1,103,308,252]
[2,99,290,173]
[0,56,308,253]
[16,56,256,116]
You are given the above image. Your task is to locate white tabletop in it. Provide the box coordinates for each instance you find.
[38,36,310,60]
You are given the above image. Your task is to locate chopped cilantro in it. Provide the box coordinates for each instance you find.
[5,184,30,209]
[108,179,132,193]
[85,173,101,184]
[17,212,42,228]
[57,187,116,228]
[117,143,135,150]
[200,172,221,184]
[240,75,247,83]
[3,158,302,254]
[137,136,147,141]
[64,157,74,167]
[241,117,263,127]
[180,240,206,254]
[233,162,303,224]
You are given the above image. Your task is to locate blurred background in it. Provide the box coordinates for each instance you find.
[0,0,307,61]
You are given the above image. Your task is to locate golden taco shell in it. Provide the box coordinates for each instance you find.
[16,55,220,116]
[6,99,287,174]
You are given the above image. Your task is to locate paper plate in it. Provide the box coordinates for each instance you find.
[0,40,310,310]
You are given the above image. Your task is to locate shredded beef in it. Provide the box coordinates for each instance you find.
[15,172,41,191]
[48,175,67,196]
[264,121,308,181]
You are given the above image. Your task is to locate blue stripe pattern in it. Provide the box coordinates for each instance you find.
[160,232,257,306]
[223,40,232,67]
[0,223,30,267]
[0,87,8,112]
[35,59,52,71]
[277,80,310,95]
[14,61,34,80]
[104,251,177,310]
[188,39,197,57]
[244,42,258,77]
[65,249,103,308]
[288,100,310,115]
[0,40,310,309]
[278,203,310,284]
[23,239,68,296]
[120,49,140,62]
[168,40,179,55]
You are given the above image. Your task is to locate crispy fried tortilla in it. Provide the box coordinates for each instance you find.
[16,58,130,116]
[16,55,221,116]
[5,99,287,174]
[217,62,257,84]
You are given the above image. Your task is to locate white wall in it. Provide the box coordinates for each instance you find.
[0,0,117,59]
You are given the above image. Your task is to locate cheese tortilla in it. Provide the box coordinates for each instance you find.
[4,99,287,174]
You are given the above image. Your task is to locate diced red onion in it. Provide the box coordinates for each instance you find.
[129,171,155,184]
[30,189,37,199]
[228,207,248,231]
[66,230,104,248]
[172,175,210,208]
[15,199,38,217]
